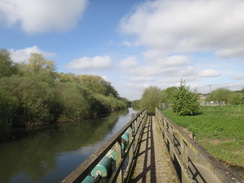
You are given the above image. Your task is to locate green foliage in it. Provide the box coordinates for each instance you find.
[132,100,140,110]
[57,72,78,83]
[0,76,57,127]
[162,87,178,103]
[0,49,18,77]
[26,53,56,73]
[172,81,200,116]
[93,94,127,114]
[163,105,244,166]
[0,90,19,136]
[55,82,91,120]
[0,50,128,140]
[119,97,131,108]
[77,75,118,97]
[140,86,163,113]
[236,88,244,94]
[207,88,244,104]
[26,53,56,84]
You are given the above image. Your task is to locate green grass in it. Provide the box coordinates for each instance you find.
[163,105,244,166]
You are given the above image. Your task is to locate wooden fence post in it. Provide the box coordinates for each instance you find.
[116,140,122,183]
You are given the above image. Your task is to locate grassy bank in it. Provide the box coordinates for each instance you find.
[163,105,244,167]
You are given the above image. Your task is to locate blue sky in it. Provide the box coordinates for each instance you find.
[1,0,244,100]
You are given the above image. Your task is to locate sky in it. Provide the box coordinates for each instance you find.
[0,0,244,100]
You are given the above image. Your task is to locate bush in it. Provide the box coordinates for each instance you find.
[55,82,91,120]
[172,81,200,116]
[0,76,57,127]
[0,90,19,136]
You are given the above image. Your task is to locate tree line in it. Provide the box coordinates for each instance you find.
[0,49,129,140]
[133,80,244,115]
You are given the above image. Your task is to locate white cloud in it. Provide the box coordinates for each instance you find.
[231,75,244,80]
[123,55,191,77]
[0,0,88,33]
[66,56,112,70]
[119,56,139,68]
[131,76,155,82]
[122,41,133,47]
[9,46,56,63]
[120,0,244,58]
[199,69,221,78]
[216,47,244,59]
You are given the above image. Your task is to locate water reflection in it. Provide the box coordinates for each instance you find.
[0,108,137,183]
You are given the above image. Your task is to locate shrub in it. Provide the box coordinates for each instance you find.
[172,81,200,116]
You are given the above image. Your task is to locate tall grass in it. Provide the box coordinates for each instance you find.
[163,105,244,166]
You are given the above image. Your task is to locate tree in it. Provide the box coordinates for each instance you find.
[0,49,18,77]
[207,88,244,104]
[132,100,140,110]
[26,53,55,73]
[56,82,92,120]
[0,76,57,127]
[0,89,19,136]
[172,81,199,116]
[140,86,163,114]
[237,88,244,94]
[57,72,78,83]
[25,53,56,83]
[77,75,119,97]
[162,87,178,103]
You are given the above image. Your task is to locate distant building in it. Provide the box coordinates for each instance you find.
[198,93,208,100]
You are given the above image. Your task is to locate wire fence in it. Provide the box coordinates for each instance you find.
[159,101,226,110]
[159,103,171,110]
[199,101,225,106]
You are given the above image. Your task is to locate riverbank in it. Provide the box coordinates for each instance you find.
[0,107,129,143]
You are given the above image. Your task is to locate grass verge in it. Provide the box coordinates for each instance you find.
[163,105,244,166]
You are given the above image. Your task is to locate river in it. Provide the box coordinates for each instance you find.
[0,108,138,183]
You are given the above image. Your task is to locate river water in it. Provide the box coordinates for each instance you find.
[0,108,137,183]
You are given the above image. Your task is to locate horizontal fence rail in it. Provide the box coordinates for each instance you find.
[200,101,225,106]
[155,108,242,183]
[61,109,147,183]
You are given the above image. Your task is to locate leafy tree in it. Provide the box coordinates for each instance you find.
[24,53,56,84]
[162,87,178,103]
[77,75,106,94]
[237,88,244,94]
[140,86,163,114]
[207,88,244,104]
[0,76,57,127]
[0,49,18,77]
[55,82,91,120]
[0,49,129,138]
[172,81,199,116]
[206,88,232,102]
[132,100,140,110]
[229,93,244,104]
[26,53,55,73]
[119,97,131,107]
[77,75,119,97]
[57,72,78,83]
[0,89,19,136]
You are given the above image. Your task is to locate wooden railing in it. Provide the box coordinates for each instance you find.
[155,108,242,183]
[61,109,147,183]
